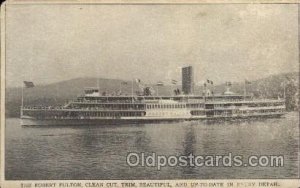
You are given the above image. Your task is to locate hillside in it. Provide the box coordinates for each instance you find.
[5,72,299,117]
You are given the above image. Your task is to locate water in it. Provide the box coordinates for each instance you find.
[5,112,299,180]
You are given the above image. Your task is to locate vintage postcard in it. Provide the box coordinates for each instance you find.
[0,0,299,187]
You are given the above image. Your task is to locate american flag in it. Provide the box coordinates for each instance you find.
[23,81,34,88]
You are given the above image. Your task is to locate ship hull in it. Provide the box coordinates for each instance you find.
[21,113,286,126]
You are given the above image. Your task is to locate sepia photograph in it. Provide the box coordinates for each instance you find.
[1,0,299,186]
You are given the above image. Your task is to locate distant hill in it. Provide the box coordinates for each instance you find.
[5,72,299,117]
[211,72,299,111]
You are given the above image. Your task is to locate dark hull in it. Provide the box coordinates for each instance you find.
[21,113,286,126]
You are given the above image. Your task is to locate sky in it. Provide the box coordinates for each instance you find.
[5,4,299,87]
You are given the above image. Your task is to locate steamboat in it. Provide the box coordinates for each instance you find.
[20,66,286,126]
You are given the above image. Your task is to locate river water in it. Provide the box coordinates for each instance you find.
[5,112,299,180]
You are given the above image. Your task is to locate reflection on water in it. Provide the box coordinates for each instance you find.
[5,112,299,180]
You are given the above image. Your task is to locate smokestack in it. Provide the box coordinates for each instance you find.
[181,66,194,95]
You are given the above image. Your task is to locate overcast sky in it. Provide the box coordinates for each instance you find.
[5,4,299,87]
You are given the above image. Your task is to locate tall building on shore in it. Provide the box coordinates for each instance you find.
[182,66,194,95]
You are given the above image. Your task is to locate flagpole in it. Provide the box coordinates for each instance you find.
[21,83,24,117]
[244,80,246,101]
[131,79,133,103]
[204,83,206,102]
[283,81,286,100]
[96,66,100,96]
[212,82,214,101]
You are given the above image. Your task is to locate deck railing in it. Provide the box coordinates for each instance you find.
[22,106,145,111]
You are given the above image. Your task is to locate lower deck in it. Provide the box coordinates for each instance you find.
[21,112,286,126]
[21,105,286,120]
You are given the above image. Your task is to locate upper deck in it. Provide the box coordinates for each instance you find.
[72,94,284,104]
[79,86,285,104]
